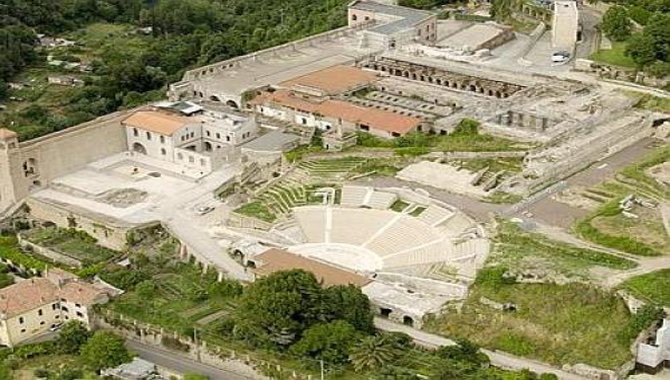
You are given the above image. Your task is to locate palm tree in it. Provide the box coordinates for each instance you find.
[349,335,402,372]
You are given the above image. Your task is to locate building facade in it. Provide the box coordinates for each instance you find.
[123,108,257,175]
[0,270,108,347]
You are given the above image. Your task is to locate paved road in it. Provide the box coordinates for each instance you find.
[575,8,601,59]
[127,340,255,380]
[526,138,658,228]
[156,164,252,281]
[374,318,589,380]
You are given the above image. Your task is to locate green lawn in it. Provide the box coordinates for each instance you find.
[426,280,635,369]
[234,201,277,223]
[622,269,670,307]
[590,41,637,69]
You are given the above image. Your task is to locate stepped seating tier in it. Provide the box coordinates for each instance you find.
[289,205,487,272]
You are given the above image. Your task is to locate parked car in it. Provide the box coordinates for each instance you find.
[551,51,570,63]
[196,206,215,215]
[49,323,63,332]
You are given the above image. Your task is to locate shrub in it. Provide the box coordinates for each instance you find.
[452,118,480,136]
[34,368,50,378]
[208,279,243,298]
[475,266,516,287]
[618,304,664,344]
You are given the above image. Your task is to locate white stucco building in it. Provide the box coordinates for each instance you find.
[122,106,258,174]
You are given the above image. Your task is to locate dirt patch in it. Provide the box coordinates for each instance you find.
[646,161,670,187]
[552,187,602,211]
[98,188,148,207]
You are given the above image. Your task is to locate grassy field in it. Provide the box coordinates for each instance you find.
[590,42,637,68]
[626,91,670,113]
[574,146,669,256]
[426,278,635,369]
[622,269,670,307]
[492,222,637,280]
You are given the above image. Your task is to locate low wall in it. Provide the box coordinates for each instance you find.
[517,22,546,66]
[17,235,82,268]
[93,311,295,380]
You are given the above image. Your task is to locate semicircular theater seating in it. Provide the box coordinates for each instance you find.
[291,205,487,272]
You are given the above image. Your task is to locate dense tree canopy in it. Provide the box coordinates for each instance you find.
[0,0,351,136]
[602,6,632,42]
[80,331,131,372]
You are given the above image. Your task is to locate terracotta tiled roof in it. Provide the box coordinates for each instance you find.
[0,276,106,319]
[251,90,421,135]
[279,65,378,95]
[122,111,193,136]
[0,128,18,140]
[253,248,371,288]
[59,282,107,305]
[0,279,58,318]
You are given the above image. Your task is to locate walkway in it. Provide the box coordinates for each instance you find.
[157,164,252,281]
[374,318,589,380]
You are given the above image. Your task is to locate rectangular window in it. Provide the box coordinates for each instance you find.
[146,132,152,140]
[160,135,165,144]
[76,312,83,318]
[38,309,43,316]
[18,317,24,324]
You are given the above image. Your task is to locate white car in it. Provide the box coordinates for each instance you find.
[551,51,570,63]
[196,206,215,215]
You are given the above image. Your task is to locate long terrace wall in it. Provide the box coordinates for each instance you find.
[0,109,133,213]
[178,23,372,84]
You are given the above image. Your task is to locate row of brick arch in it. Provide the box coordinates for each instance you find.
[363,62,516,99]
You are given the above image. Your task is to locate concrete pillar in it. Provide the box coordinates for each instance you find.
[541,117,548,131]
[217,271,224,282]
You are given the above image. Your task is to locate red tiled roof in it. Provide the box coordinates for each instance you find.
[253,248,371,288]
[251,90,421,134]
[279,65,378,95]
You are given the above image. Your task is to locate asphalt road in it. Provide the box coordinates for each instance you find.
[126,340,255,380]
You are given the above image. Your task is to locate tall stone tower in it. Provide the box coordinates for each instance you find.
[0,129,20,214]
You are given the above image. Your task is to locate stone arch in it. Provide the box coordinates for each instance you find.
[204,141,213,152]
[132,142,147,155]
[226,100,239,109]
[436,78,442,85]
[403,316,414,327]
[210,95,221,102]
[469,84,476,92]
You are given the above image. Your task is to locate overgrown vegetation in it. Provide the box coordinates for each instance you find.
[426,266,638,369]
[622,269,670,307]
[574,146,669,256]
[1,0,352,140]
[356,119,526,153]
[0,321,129,379]
[493,222,637,279]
